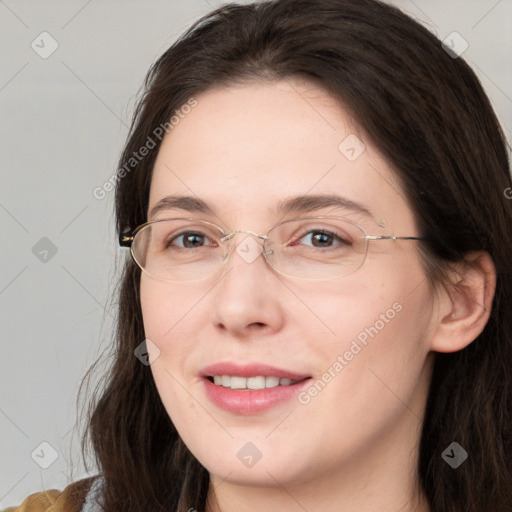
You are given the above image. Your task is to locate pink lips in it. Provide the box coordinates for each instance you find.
[200,362,311,415]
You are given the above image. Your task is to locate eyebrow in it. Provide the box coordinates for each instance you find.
[148,194,374,221]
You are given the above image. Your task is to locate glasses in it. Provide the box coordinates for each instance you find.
[119,216,423,282]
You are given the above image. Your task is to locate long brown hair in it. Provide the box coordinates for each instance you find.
[75,1,512,510]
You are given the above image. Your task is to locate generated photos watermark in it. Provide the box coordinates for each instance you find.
[93,97,198,200]
[298,301,403,405]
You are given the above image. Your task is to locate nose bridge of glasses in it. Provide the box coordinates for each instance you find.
[220,229,268,242]
[218,230,270,265]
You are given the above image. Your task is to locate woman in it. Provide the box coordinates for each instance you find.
[7,0,511,510]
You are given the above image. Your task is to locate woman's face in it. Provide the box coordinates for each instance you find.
[141,79,437,493]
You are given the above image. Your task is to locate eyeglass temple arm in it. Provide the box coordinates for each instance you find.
[119,233,134,247]
[366,235,423,241]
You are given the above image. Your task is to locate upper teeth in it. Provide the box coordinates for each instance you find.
[212,375,298,390]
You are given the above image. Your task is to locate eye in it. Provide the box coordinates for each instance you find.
[293,229,351,249]
[166,230,216,249]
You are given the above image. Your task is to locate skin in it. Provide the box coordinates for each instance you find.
[140,78,495,512]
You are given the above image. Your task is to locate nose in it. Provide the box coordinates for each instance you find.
[211,232,284,336]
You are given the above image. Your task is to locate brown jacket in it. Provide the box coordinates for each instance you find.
[1,477,96,512]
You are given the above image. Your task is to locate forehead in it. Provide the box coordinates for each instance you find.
[148,80,416,233]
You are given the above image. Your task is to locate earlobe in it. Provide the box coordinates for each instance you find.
[429,251,496,353]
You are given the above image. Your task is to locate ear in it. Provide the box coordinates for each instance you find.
[429,251,496,353]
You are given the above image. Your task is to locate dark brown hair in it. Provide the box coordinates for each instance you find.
[75,1,512,510]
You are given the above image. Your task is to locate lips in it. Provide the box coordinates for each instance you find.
[200,362,312,415]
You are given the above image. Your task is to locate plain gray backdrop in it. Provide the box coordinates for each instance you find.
[1,0,511,508]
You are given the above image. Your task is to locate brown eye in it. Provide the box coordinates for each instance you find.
[166,231,212,249]
[293,229,351,249]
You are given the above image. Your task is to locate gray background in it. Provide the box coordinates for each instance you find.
[1,0,511,508]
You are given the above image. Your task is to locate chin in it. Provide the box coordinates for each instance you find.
[203,456,297,487]
[187,436,315,489]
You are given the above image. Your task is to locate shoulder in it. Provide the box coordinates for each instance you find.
[1,476,98,512]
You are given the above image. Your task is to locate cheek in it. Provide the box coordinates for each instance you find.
[291,284,433,464]
[139,279,201,425]
[139,281,223,472]
[298,259,434,399]
[140,277,202,340]
[313,274,433,408]
[292,256,430,348]
[139,278,197,403]
[140,277,171,336]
